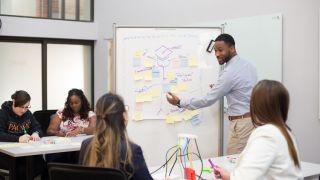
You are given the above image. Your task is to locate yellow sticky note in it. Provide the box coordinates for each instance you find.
[150,88,161,97]
[136,94,145,102]
[134,72,143,81]
[189,58,198,67]
[134,50,143,58]
[170,85,179,94]
[143,58,153,67]
[177,83,188,92]
[133,112,143,121]
[182,110,193,121]
[144,71,153,81]
[165,115,175,124]
[166,72,176,81]
[173,114,182,122]
[142,93,152,102]
[190,110,200,117]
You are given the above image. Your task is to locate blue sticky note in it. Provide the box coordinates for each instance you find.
[152,67,160,78]
[191,115,201,125]
[133,58,141,67]
[162,84,171,92]
[180,57,188,67]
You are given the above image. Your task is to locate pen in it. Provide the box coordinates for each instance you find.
[23,128,30,143]
[208,159,221,178]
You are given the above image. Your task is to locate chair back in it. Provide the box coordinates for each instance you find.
[48,163,128,180]
[33,110,57,136]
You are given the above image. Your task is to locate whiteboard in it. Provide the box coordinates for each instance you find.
[114,27,222,165]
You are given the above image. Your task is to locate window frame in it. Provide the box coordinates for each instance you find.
[0,36,95,110]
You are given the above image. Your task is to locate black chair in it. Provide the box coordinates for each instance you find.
[48,163,128,180]
[33,110,57,136]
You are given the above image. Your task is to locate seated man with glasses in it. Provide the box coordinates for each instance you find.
[0,90,46,180]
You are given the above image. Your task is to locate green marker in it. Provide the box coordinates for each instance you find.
[23,128,27,134]
[202,167,213,173]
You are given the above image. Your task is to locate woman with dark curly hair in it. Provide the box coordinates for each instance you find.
[46,88,96,163]
[47,88,96,137]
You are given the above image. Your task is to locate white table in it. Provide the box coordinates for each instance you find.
[0,135,92,180]
[150,155,320,180]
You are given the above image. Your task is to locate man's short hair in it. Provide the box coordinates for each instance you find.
[215,33,235,47]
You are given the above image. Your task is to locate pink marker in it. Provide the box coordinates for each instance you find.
[208,159,221,178]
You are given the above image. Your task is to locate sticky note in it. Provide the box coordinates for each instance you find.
[132,58,141,67]
[182,110,193,121]
[144,71,153,81]
[166,72,176,81]
[135,103,143,111]
[141,93,152,102]
[174,114,183,122]
[136,94,145,102]
[190,110,200,117]
[143,58,153,68]
[177,83,188,92]
[170,85,179,94]
[152,67,160,78]
[133,112,143,121]
[191,115,201,125]
[150,88,161,97]
[171,59,180,68]
[162,84,171,92]
[134,72,143,81]
[180,57,188,67]
[165,115,175,124]
[189,58,198,67]
[134,50,143,58]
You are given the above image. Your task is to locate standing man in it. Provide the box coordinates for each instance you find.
[166,33,257,154]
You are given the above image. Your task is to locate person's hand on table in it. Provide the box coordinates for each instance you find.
[65,127,81,137]
[215,166,230,180]
[30,132,40,141]
[19,134,31,143]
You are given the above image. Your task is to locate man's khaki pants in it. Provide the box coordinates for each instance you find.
[227,117,254,155]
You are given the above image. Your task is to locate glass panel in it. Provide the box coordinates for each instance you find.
[0,42,42,112]
[47,44,92,109]
[65,0,76,20]
[0,0,48,18]
[79,0,91,21]
[51,0,62,19]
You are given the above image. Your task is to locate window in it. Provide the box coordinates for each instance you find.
[0,41,42,112]
[0,0,93,21]
[47,44,92,109]
[0,38,94,111]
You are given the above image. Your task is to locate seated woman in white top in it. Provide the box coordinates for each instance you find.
[216,80,303,180]
[47,88,96,137]
[46,88,96,163]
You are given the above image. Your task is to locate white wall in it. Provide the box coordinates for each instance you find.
[94,0,320,164]
[0,15,98,39]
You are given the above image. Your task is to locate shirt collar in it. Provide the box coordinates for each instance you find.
[225,54,239,68]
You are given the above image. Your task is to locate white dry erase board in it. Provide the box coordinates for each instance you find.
[113,26,222,165]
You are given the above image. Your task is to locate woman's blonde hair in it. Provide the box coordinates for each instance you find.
[250,80,300,168]
[82,93,133,177]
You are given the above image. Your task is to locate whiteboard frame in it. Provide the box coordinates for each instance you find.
[112,25,224,163]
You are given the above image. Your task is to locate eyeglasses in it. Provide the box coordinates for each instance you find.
[125,105,129,111]
[19,105,31,110]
